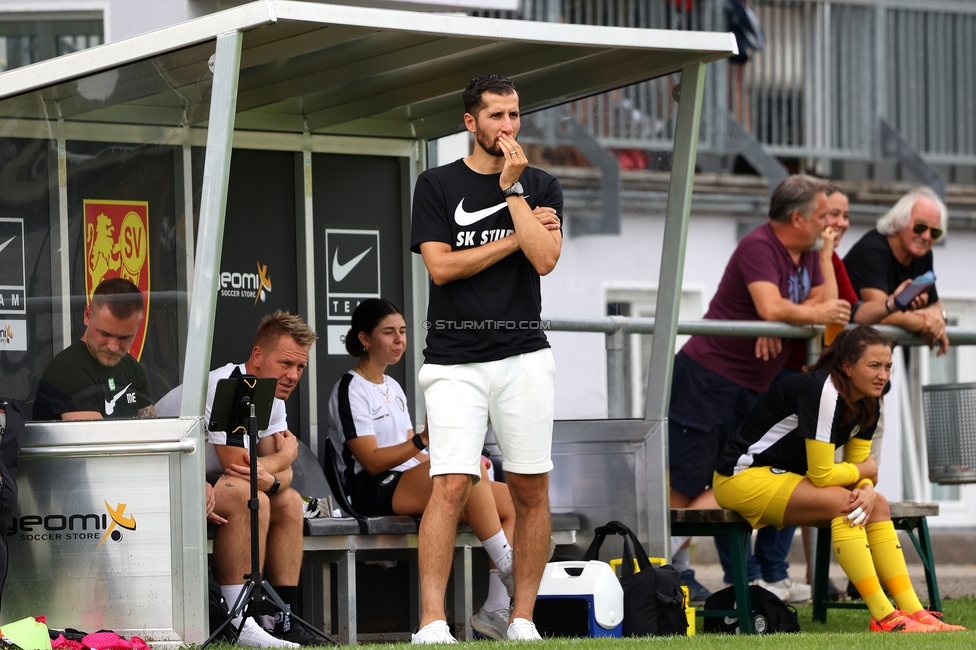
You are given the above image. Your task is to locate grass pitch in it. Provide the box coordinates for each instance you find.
[202,596,976,648]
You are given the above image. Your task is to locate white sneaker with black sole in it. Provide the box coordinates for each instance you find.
[471,605,511,640]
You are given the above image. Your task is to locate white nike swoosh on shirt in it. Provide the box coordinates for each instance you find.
[454,199,508,226]
[332,247,372,282]
[104,382,132,416]
[0,237,15,254]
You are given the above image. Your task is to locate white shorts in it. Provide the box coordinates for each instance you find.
[419,348,555,479]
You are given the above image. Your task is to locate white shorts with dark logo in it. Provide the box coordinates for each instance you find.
[419,348,555,480]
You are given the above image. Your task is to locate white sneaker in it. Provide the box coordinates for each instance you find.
[752,579,791,602]
[237,617,300,648]
[411,620,457,644]
[471,605,512,640]
[765,578,812,603]
[506,617,542,641]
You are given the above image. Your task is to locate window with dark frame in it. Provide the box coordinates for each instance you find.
[0,16,102,72]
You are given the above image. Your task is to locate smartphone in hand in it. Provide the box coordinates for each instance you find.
[894,270,936,311]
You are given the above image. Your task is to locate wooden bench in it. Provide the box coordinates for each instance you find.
[670,508,757,633]
[811,501,941,622]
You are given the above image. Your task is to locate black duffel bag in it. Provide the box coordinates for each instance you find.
[582,520,687,637]
[704,584,800,634]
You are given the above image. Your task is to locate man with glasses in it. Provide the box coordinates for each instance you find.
[844,187,950,356]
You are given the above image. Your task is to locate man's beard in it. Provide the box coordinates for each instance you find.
[98,353,124,367]
[808,234,824,251]
[476,126,505,157]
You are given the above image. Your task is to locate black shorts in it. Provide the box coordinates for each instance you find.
[668,353,760,498]
[350,470,405,516]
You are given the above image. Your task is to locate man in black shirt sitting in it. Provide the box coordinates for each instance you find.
[844,187,949,356]
[33,277,154,420]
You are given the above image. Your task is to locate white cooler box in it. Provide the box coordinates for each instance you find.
[533,561,624,638]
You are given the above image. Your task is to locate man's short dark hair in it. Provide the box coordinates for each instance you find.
[254,310,318,351]
[90,277,144,320]
[769,174,830,223]
[463,74,517,115]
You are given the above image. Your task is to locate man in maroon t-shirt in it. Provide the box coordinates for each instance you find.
[668,175,851,602]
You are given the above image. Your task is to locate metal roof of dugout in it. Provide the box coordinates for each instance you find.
[0,1,734,642]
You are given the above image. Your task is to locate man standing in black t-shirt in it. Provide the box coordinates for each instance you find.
[33,277,154,420]
[844,187,949,356]
[409,74,563,643]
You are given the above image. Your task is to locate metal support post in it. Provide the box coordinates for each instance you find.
[644,60,707,559]
[181,31,243,417]
[176,31,242,643]
[336,550,357,645]
[606,327,627,418]
[453,546,473,640]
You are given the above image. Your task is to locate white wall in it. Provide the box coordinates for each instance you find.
[544,210,741,419]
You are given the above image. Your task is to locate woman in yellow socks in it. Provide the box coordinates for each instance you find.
[714,325,964,633]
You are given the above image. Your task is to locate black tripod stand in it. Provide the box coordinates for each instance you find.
[202,377,336,648]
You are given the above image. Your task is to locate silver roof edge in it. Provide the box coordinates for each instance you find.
[0,0,277,101]
[0,0,737,103]
[273,0,737,54]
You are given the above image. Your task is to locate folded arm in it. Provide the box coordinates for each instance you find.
[748,282,850,325]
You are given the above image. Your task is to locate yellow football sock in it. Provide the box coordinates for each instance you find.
[831,517,895,620]
[866,520,924,615]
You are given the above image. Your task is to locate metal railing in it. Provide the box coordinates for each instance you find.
[475,0,976,166]
[547,316,976,415]
[545,315,976,502]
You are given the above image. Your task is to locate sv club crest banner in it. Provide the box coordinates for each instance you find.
[83,200,150,360]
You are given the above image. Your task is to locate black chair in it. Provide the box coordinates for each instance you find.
[322,441,417,535]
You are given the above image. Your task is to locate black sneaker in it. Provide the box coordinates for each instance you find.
[680,568,711,604]
[274,616,325,647]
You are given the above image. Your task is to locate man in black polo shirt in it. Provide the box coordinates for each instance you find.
[410,74,563,643]
[34,277,154,420]
[844,187,949,356]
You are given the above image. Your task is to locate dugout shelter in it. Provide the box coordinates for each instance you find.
[0,1,734,642]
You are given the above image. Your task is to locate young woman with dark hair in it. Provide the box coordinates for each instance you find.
[327,299,517,639]
[713,325,964,633]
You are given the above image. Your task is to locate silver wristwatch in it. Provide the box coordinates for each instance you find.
[501,181,523,198]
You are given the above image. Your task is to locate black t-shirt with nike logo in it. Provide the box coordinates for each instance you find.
[410,159,563,364]
[33,340,153,420]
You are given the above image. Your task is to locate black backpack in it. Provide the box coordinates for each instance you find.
[703,584,801,634]
[582,520,687,637]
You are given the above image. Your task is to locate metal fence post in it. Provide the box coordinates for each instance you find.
[606,326,627,418]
